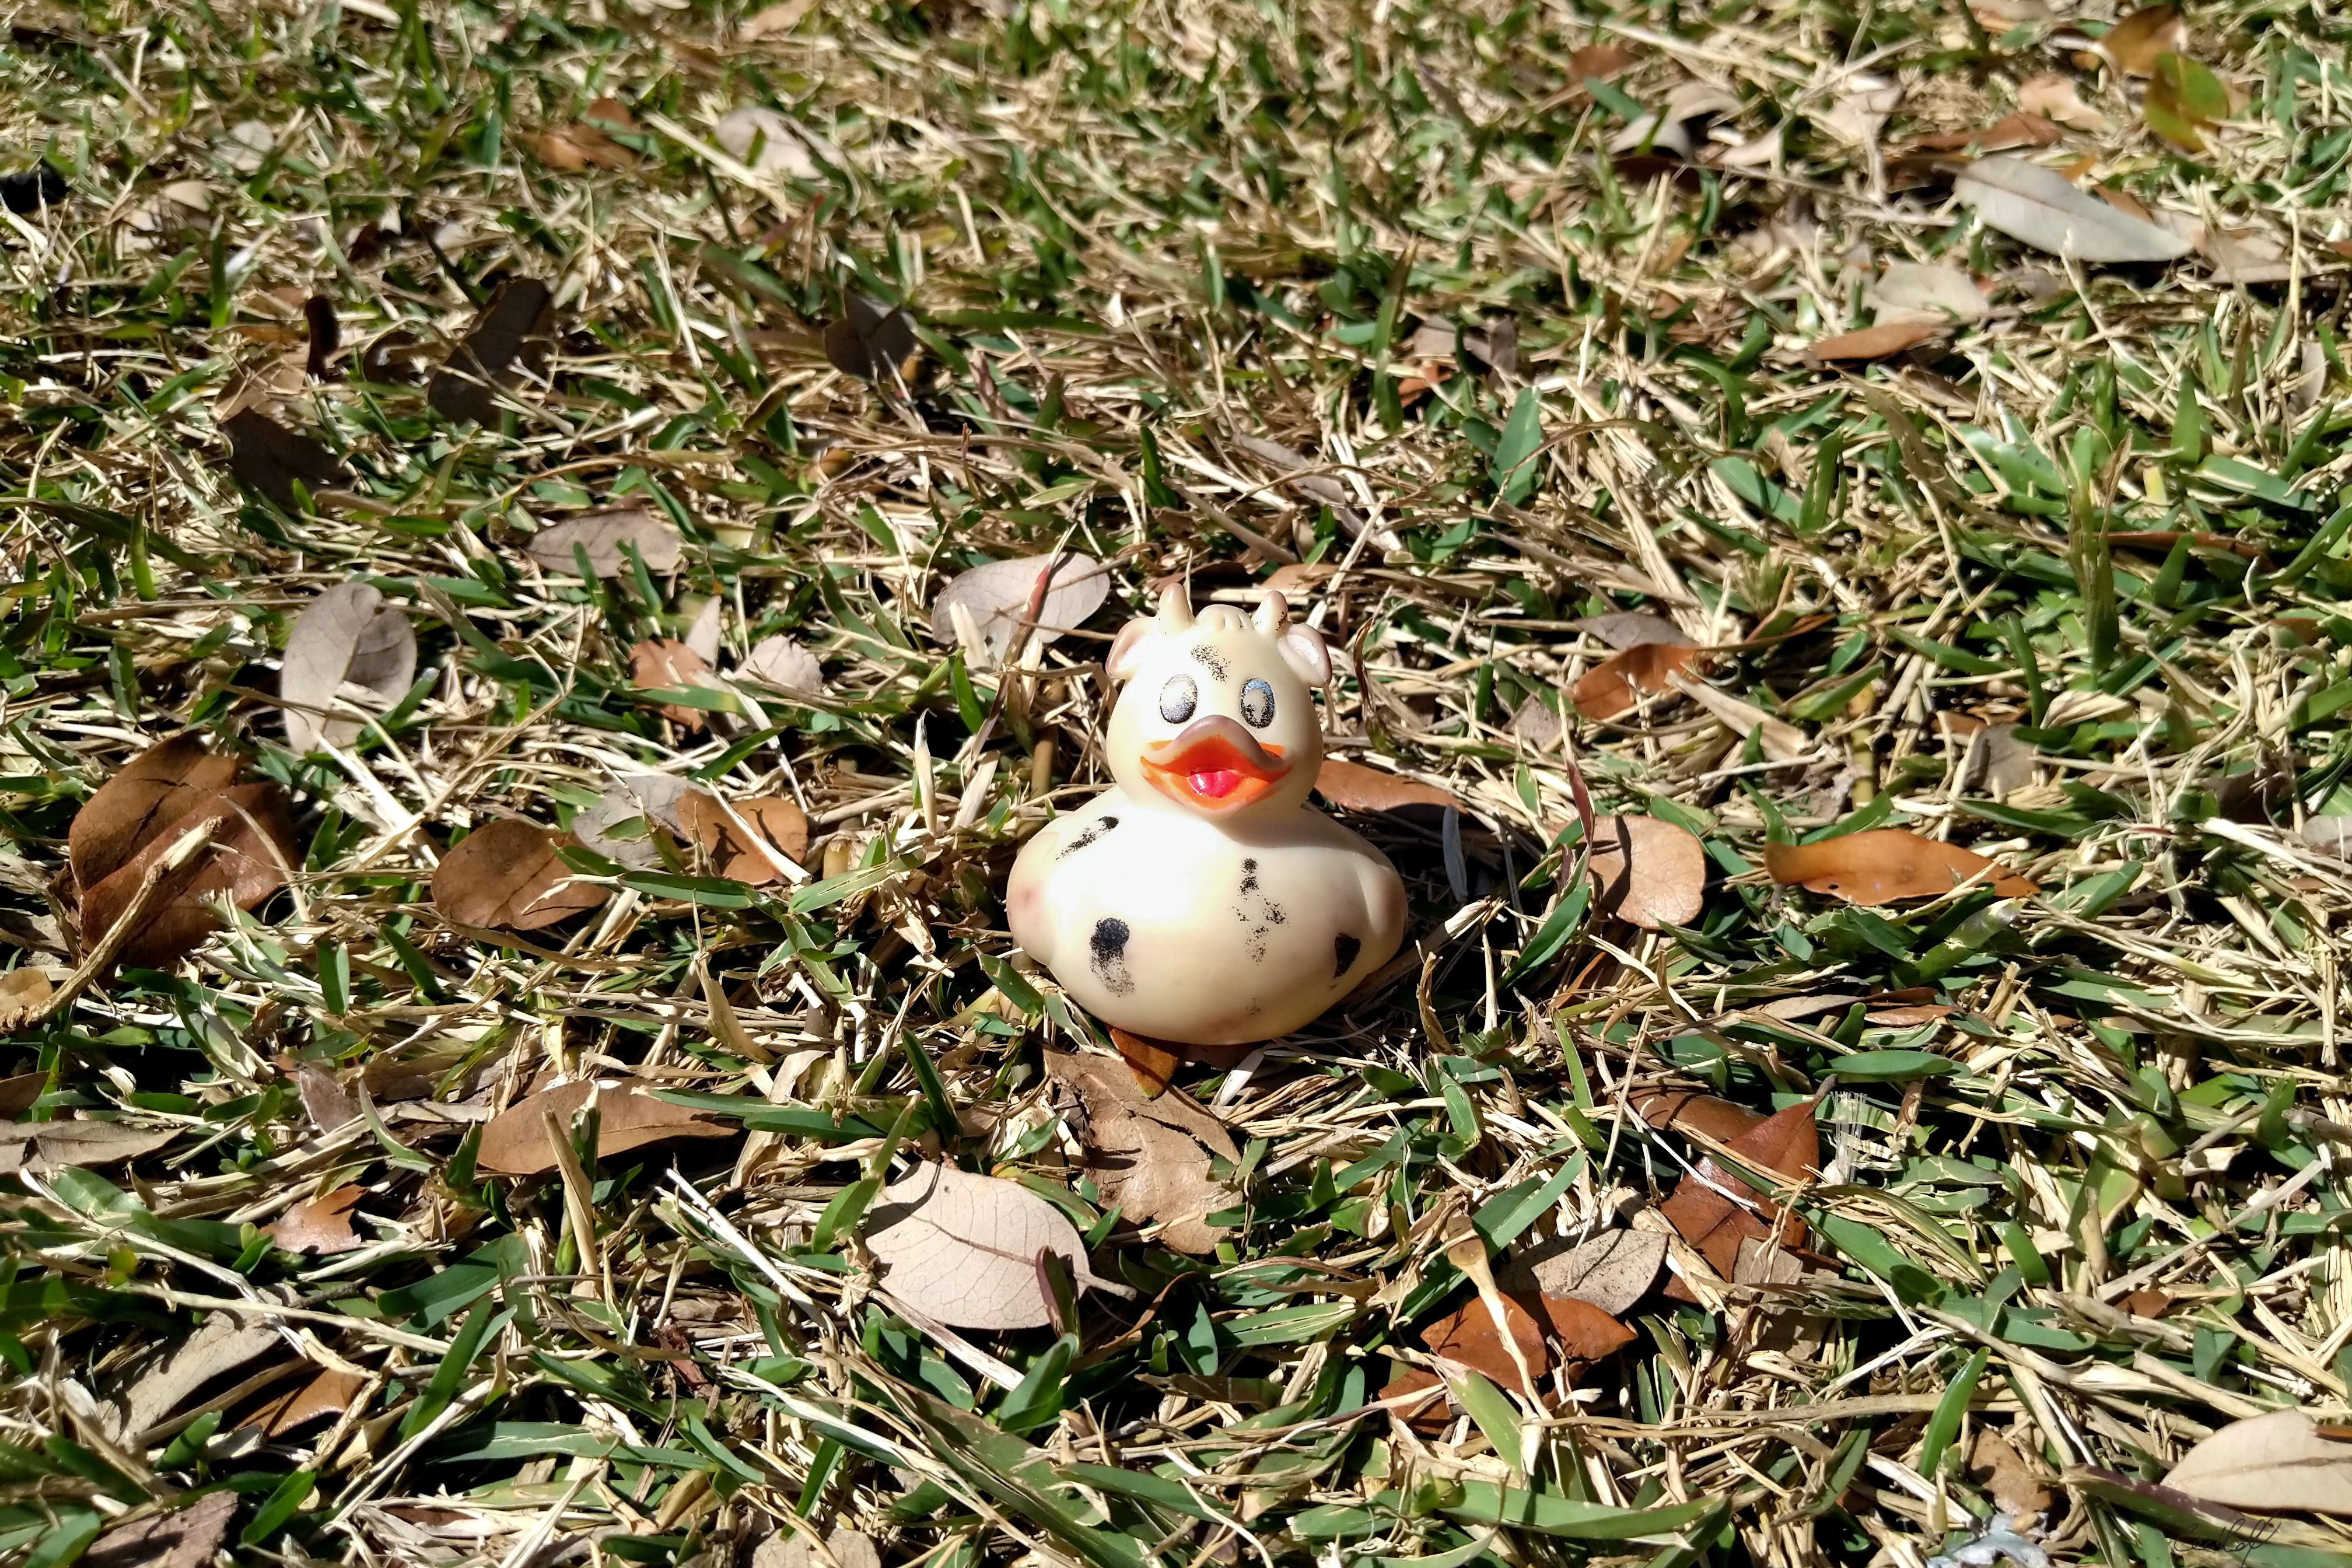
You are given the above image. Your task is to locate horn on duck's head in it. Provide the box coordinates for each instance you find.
[1156,582,1196,634]
[1254,592,1290,638]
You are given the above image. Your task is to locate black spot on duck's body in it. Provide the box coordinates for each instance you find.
[1058,815,1119,859]
[1090,917,1135,995]
[1334,933,1362,977]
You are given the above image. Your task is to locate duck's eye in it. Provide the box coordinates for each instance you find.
[1158,674,1198,724]
[1240,678,1276,728]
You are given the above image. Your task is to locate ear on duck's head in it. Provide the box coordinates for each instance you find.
[1108,583,1194,680]
[1255,591,1332,687]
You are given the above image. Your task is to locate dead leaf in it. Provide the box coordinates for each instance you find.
[1906,111,2060,153]
[85,1490,237,1568]
[1804,318,1946,363]
[1961,722,2038,794]
[1956,156,2192,264]
[1870,261,1990,324]
[713,103,820,178]
[114,1315,278,1440]
[1866,1003,1957,1026]
[1819,75,1903,146]
[2020,74,2109,132]
[1572,640,1706,720]
[1763,828,2036,903]
[742,0,820,37]
[824,292,918,383]
[1538,1294,1637,1362]
[740,635,825,695]
[78,782,299,970]
[0,1068,46,1115]
[1968,1427,2055,1518]
[1522,1229,1666,1318]
[1315,758,1462,813]
[1660,1097,1819,1278]
[292,1063,356,1133]
[69,734,240,895]
[245,1367,368,1437]
[572,775,691,871]
[760,1527,884,1568]
[1108,1024,1184,1098]
[2099,5,2188,75]
[223,408,349,509]
[362,328,430,385]
[1567,43,1636,79]
[1419,1294,1548,1386]
[631,637,718,732]
[0,967,54,1030]
[682,594,723,665]
[0,1119,178,1176]
[535,123,631,170]
[863,1161,1116,1330]
[279,582,417,752]
[1573,611,1689,650]
[527,508,684,578]
[1584,814,1707,930]
[2122,1287,2175,1318]
[1378,1366,1454,1434]
[430,818,608,931]
[2165,1409,2352,1516]
[678,792,808,884]
[1045,1051,1240,1255]
[1633,1088,1768,1144]
[266,1185,365,1254]
[428,277,554,424]
[929,552,1110,666]
[475,1079,736,1177]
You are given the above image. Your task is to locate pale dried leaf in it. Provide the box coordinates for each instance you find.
[265,1184,365,1254]
[527,508,684,578]
[2164,1409,2352,1516]
[2020,73,2109,132]
[1819,76,1902,146]
[573,776,691,870]
[1956,156,2192,264]
[115,1315,278,1439]
[1573,611,1689,649]
[280,582,417,752]
[1524,1230,1666,1317]
[1585,814,1707,930]
[684,595,724,664]
[760,1527,884,1568]
[1870,262,1990,324]
[864,1162,1109,1329]
[1045,1051,1240,1255]
[85,1490,237,1568]
[742,0,820,37]
[0,1119,178,1176]
[678,792,808,884]
[740,635,825,695]
[0,967,53,1031]
[928,553,1110,666]
[713,104,819,178]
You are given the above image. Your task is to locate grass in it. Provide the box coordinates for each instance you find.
[4,0,2352,1562]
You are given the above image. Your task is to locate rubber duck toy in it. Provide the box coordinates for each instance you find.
[1007,586,1407,1046]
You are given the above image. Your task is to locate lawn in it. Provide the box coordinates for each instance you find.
[4,0,2352,1563]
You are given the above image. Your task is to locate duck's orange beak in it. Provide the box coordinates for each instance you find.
[1140,716,1289,812]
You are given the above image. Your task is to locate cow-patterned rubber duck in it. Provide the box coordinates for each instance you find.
[1007,586,1407,1046]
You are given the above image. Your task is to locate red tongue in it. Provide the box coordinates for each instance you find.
[1189,769,1242,799]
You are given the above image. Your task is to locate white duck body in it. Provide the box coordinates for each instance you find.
[1006,589,1407,1046]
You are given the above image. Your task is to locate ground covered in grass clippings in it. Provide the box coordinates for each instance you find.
[5,0,2352,1563]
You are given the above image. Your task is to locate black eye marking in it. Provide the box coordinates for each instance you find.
[1159,674,1197,724]
[1058,816,1119,860]
[1334,933,1362,977]
[1240,678,1275,728]
[1089,917,1134,996]
[1190,645,1230,681]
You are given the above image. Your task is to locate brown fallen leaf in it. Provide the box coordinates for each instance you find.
[78,782,299,971]
[1906,111,2060,153]
[244,1367,368,1437]
[2020,73,2110,132]
[631,637,718,732]
[0,1119,178,1175]
[678,792,808,884]
[2165,1409,2352,1516]
[1107,1024,1184,1098]
[0,1069,46,1116]
[475,1079,736,1177]
[1583,814,1706,930]
[1661,1097,1819,1282]
[2122,1287,2175,1318]
[0,967,55,1031]
[1538,1293,1637,1362]
[762,1527,884,1568]
[1315,757,1461,813]
[69,734,242,895]
[1804,318,1946,363]
[1763,828,2036,903]
[1418,1294,1548,1387]
[1572,641,1706,720]
[111,1314,279,1440]
[2099,4,2187,75]
[279,582,417,752]
[84,1489,236,1568]
[1045,1050,1240,1255]
[1567,43,1637,79]
[290,1062,356,1133]
[1633,1088,1768,1145]
[266,1184,365,1254]
[428,276,554,424]
[534,98,636,170]
[430,818,608,931]
[1968,1427,2056,1519]
[1378,1366,1454,1436]
[1866,1003,1957,1026]
[223,407,349,509]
